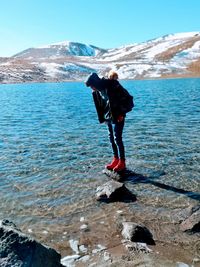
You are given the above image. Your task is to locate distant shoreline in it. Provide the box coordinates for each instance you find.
[1,75,200,86]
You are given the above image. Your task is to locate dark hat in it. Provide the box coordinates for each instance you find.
[85,73,101,87]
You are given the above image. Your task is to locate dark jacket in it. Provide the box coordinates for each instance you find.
[86,73,131,123]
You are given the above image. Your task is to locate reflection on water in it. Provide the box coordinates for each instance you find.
[0,78,199,231]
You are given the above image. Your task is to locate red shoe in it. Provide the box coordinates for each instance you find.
[113,159,126,172]
[106,157,119,170]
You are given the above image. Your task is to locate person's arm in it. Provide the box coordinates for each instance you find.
[92,91,105,123]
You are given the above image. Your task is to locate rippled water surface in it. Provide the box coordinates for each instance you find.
[0,78,199,231]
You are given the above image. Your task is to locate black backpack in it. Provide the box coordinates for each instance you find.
[102,78,134,115]
[119,86,134,114]
[124,88,134,112]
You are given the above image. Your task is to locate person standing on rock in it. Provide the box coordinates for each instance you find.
[85,72,133,172]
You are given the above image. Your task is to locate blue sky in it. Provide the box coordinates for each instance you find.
[1,0,200,56]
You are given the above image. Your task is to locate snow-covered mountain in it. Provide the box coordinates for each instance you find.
[13,41,106,58]
[0,32,200,83]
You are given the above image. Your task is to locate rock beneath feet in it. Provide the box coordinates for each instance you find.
[121,222,155,245]
[0,219,62,267]
[96,180,136,202]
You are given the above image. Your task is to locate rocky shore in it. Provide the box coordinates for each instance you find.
[1,179,199,267]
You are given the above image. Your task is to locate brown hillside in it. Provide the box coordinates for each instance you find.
[155,36,200,61]
[187,58,200,75]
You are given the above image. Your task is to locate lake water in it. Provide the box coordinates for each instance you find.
[0,78,199,245]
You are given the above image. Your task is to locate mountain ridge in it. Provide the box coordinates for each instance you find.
[0,31,200,84]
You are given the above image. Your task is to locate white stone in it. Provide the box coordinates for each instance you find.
[80,217,85,222]
[176,263,190,267]
[104,251,111,261]
[79,244,88,253]
[92,244,107,254]
[61,255,80,267]
[69,239,79,254]
[80,224,88,230]
[116,210,123,214]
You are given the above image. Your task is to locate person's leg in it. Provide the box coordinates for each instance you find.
[113,120,126,171]
[114,120,125,160]
[106,122,119,170]
[107,122,118,158]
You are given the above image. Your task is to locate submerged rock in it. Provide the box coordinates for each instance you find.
[121,222,155,245]
[177,205,200,223]
[0,219,62,267]
[96,180,136,202]
[180,208,200,233]
[122,240,153,253]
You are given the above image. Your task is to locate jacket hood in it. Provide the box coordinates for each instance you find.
[85,73,104,91]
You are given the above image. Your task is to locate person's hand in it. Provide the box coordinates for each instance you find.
[91,86,97,91]
[117,115,124,122]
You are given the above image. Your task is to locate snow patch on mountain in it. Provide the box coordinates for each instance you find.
[144,39,183,59]
[180,40,200,59]
[63,63,95,73]
[40,62,95,78]
[100,32,200,62]
[170,39,200,68]
[13,41,105,58]
[38,40,100,56]
[162,31,200,41]
[40,63,63,77]
[38,41,71,48]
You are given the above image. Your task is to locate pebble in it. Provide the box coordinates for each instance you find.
[116,210,123,214]
[80,224,89,231]
[80,217,85,222]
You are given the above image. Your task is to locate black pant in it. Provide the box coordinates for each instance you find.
[107,120,125,160]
